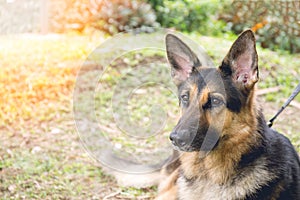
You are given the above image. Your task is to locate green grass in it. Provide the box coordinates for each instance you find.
[0,31,299,199]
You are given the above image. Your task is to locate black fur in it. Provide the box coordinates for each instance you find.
[234,111,300,199]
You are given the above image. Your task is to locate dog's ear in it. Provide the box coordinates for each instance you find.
[166,34,201,85]
[219,30,258,91]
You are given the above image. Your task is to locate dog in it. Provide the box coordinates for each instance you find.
[157,30,300,200]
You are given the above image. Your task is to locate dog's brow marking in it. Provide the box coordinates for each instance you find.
[200,88,209,106]
[189,84,198,101]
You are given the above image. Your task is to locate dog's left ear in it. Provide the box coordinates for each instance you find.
[166,34,201,86]
[219,30,258,91]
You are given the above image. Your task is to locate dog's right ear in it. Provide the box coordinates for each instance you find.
[219,30,258,92]
[166,34,201,86]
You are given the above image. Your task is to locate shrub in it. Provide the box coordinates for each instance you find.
[147,0,227,36]
[219,1,300,53]
[92,0,159,34]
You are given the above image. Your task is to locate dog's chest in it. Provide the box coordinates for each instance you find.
[178,178,250,200]
[178,160,275,200]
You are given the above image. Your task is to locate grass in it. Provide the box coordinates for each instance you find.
[0,31,299,199]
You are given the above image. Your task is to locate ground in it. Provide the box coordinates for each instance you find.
[0,32,299,200]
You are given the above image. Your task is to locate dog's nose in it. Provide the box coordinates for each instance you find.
[170,131,186,147]
[169,131,176,142]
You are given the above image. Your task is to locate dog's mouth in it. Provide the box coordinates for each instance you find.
[171,139,196,152]
[172,144,195,152]
[170,130,219,152]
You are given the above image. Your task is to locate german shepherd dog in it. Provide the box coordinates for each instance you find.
[157,30,300,200]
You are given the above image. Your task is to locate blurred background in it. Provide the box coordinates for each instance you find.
[0,0,299,199]
[1,0,299,52]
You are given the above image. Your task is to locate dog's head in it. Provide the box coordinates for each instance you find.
[166,30,259,152]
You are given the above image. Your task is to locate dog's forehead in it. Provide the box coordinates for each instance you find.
[183,68,225,94]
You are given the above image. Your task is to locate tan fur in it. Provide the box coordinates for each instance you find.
[178,156,276,200]
[156,168,179,200]
[190,84,199,100]
[199,87,209,105]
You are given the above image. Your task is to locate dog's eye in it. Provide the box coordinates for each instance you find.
[211,97,223,106]
[181,94,189,103]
